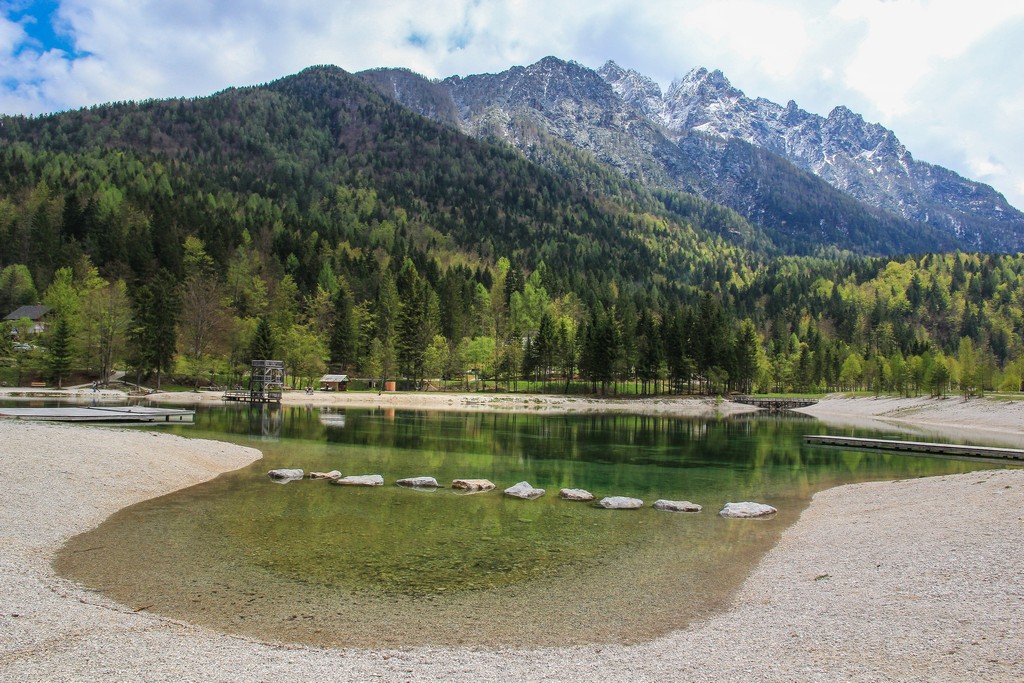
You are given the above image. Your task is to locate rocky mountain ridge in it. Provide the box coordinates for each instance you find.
[602,61,1018,246]
[360,57,1023,255]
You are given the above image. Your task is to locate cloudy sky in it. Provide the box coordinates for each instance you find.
[2,0,1022,209]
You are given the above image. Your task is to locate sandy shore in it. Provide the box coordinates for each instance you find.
[1,397,1022,681]
[798,394,1024,445]
[144,387,761,417]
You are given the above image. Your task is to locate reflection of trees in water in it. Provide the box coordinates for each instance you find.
[188,405,990,486]
[248,404,282,439]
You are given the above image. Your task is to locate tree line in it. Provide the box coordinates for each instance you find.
[3,242,1023,398]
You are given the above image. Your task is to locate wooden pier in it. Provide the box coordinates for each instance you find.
[804,435,1024,462]
[733,396,818,412]
[0,406,194,423]
[223,390,265,403]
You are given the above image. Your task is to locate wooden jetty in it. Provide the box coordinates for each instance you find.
[805,435,1024,462]
[223,390,264,403]
[733,396,818,412]
[0,406,194,423]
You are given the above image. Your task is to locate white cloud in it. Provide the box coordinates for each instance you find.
[0,0,1021,209]
[832,0,1024,118]
[677,1,813,80]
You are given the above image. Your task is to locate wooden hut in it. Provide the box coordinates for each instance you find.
[319,374,350,391]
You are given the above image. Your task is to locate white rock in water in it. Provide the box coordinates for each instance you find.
[451,479,495,492]
[559,488,595,501]
[396,476,439,488]
[597,496,644,509]
[267,468,304,481]
[720,501,777,518]
[653,499,702,512]
[504,481,545,499]
[309,470,342,480]
[332,474,384,486]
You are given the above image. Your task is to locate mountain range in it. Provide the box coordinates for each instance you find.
[0,55,1019,310]
[359,56,1023,255]
[3,59,1024,393]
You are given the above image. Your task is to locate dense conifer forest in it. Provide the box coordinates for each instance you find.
[1,66,1021,396]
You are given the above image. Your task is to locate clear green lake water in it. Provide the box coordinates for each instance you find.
[54,404,998,647]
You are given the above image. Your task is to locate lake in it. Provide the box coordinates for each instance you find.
[55,403,995,647]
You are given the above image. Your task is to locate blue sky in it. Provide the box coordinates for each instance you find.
[2,0,1022,210]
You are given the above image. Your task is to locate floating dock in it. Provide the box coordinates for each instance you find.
[222,390,282,403]
[0,406,194,423]
[804,435,1024,461]
[734,396,818,412]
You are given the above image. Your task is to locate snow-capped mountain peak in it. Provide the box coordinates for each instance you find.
[359,56,1024,252]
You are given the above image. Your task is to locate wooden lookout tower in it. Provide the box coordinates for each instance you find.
[249,360,285,403]
[225,360,285,403]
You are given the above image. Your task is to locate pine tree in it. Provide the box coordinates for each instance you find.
[130,270,179,390]
[149,270,180,390]
[532,311,555,384]
[248,316,277,361]
[328,285,354,368]
[47,316,72,388]
[734,320,759,394]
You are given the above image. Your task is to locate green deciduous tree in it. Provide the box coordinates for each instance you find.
[284,324,327,388]
[179,273,229,387]
[839,352,863,391]
[82,280,131,385]
[0,264,37,313]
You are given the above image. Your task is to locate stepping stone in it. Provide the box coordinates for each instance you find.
[331,474,384,486]
[653,499,702,512]
[309,470,341,480]
[504,481,545,499]
[596,496,643,509]
[451,479,495,492]
[559,488,595,501]
[719,501,777,518]
[396,476,439,488]
[267,468,304,482]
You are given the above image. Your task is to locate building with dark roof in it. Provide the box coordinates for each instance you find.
[3,304,51,334]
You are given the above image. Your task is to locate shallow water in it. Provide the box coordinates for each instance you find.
[55,405,994,647]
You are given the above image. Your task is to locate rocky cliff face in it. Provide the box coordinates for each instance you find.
[605,62,1021,249]
[359,57,1023,254]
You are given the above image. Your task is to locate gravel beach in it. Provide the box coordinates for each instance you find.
[1,397,1022,681]
[145,386,762,417]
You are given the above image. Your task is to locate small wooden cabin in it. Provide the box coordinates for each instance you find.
[319,374,349,391]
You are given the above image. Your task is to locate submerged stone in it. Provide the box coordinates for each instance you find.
[559,488,595,501]
[267,468,304,482]
[597,496,644,509]
[504,481,545,499]
[332,474,384,486]
[396,476,439,488]
[653,499,702,512]
[451,479,495,492]
[309,470,342,480]
[719,501,777,518]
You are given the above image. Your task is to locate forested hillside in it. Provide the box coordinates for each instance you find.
[0,65,1022,396]
[359,59,976,256]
